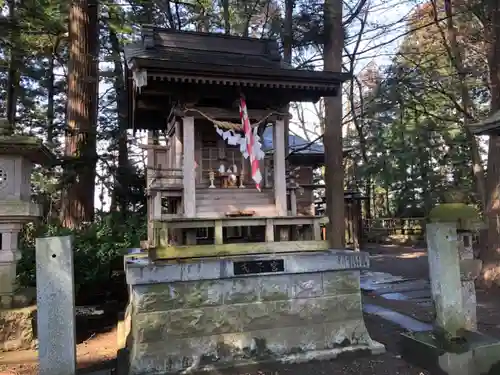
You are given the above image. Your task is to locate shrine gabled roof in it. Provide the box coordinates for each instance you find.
[261,127,352,166]
[124,26,350,96]
[469,110,500,135]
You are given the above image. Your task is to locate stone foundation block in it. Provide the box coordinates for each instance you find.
[130,320,383,374]
[0,305,37,351]
[0,263,16,295]
[401,330,500,375]
[124,250,385,374]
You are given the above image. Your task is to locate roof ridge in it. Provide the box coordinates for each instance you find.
[141,24,277,43]
[155,45,273,58]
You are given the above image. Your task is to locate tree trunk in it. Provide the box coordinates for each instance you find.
[442,0,486,208]
[283,0,293,160]
[47,37,61,144]
[365,181,372,218]
[481,0,500,286]
[223,0,230,34]
[6,0,21,129]
[323,0,345,247]
[109,12,130,214]
[61,0,99,228]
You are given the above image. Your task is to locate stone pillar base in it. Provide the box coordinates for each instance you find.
[401,330,500,375]
[0,305,37,351]
[123,250,385,374]
[0,262,17,308]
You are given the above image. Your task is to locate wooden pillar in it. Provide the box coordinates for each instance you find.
[147,131,156,244]
[214,220,223,245]
[183,116,196,217]
[290,188,297,216]
[152,193,161,220]
[265,219,275,242]
[264,156,272,188]
[173,121,183,222]
[174,121,182,171]
[353,199,362,250]
[273,119,287,216]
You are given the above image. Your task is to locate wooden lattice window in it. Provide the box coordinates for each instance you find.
[196,227,209,239]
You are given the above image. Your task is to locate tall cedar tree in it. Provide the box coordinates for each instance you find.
[323,0,345,247]
[61,0,99,227]
[483,0,500,286]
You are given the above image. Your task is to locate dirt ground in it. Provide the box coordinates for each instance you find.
[2,244,499,374]
[0,327,117,375]
[0,315,430,375]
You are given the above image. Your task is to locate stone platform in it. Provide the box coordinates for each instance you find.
[400,330,500,375]
[121,250,385,374]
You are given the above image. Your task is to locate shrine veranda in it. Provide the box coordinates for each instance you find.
[119,26,382,374]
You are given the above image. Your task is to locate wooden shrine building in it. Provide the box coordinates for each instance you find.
[125,26,350,252]
[469,110,500,135]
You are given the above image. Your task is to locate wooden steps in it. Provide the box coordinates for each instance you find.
[196,188,277,218]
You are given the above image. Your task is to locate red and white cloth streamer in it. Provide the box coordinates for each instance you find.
[239,96,263,191]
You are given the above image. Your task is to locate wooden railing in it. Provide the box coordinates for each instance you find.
[363,217,426,243]
[147,165,183,190]
[362,217,483,246]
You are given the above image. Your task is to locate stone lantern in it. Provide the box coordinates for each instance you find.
[0,119,54,308]
[428,190,485,331]
[400,193,500,375]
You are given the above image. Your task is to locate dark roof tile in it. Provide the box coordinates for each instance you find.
[125,44,282,70]
[261,127,353,156]
[469,110,500,135]
[262,127,323,154]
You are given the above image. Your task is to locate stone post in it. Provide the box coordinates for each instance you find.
[426,222,465,339]
[36,236,76,375]
[428,200,483,333]
[400,220,500,375]
[402,198,500,375]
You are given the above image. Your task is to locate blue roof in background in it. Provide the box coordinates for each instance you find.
[261,127,324,154]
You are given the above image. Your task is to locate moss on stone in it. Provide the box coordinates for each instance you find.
[443,190,467,204]
[259,290,289,302]
[150,240,330,261]
[133,281,223,312]
[428,203,483,230]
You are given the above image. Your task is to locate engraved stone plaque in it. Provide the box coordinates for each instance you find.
[233,259,284,275]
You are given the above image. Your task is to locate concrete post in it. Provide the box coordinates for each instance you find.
[36,236,76,375]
